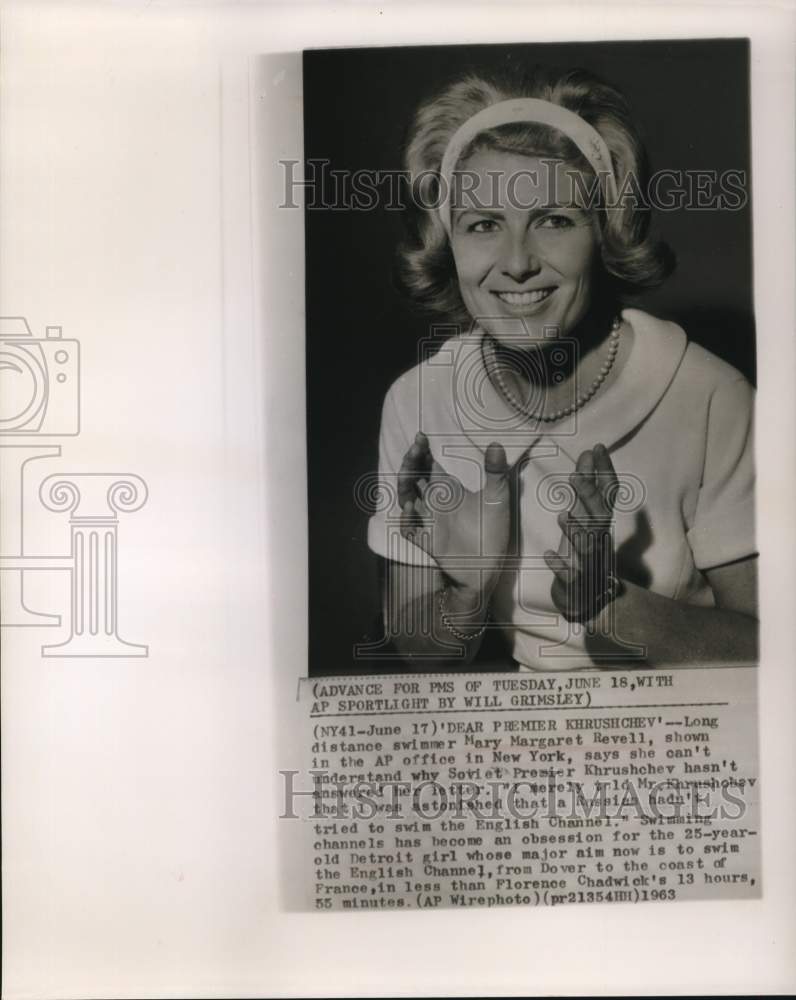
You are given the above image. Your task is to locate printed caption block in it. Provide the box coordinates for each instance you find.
[286,668,759,911]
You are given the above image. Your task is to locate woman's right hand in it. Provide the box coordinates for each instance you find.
[397,431,514,596]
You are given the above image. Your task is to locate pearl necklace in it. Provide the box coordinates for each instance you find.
[482,317,622,423]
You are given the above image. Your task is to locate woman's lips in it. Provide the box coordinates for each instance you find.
[492,286,556,308]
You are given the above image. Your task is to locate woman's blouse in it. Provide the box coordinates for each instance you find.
[367,309,756,670]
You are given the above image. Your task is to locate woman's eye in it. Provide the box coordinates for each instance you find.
[537,213,576,230]
[468,219,499,233]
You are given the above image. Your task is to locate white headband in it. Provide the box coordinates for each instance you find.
[437,97,618,236]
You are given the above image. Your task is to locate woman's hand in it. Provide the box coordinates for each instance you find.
[398,432,513,596]
[544,443,620,623]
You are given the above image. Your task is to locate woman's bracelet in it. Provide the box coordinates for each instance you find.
[438,584,490,641]
[567,572,625,624]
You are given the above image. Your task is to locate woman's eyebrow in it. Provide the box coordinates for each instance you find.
[454,203,586,220]
[455,208,506,218]
[528,200,585,211]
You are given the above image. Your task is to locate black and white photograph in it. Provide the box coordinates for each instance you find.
[294,40,764,922]
[2,2,794,997]
[304,40,757,675]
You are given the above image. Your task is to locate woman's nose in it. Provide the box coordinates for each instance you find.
[500,231,542,283]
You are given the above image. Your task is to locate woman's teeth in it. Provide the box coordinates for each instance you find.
[495,288,554,306]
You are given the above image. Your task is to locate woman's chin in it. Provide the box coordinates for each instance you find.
[481,318,569,348]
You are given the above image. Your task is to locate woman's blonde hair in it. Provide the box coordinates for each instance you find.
[397,68,674,320]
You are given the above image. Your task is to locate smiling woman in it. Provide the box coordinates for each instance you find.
[365,66,758,672]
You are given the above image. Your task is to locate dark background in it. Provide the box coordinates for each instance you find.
[304,39,754,676]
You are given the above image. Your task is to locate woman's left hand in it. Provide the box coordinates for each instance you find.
[544,443,620,623]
